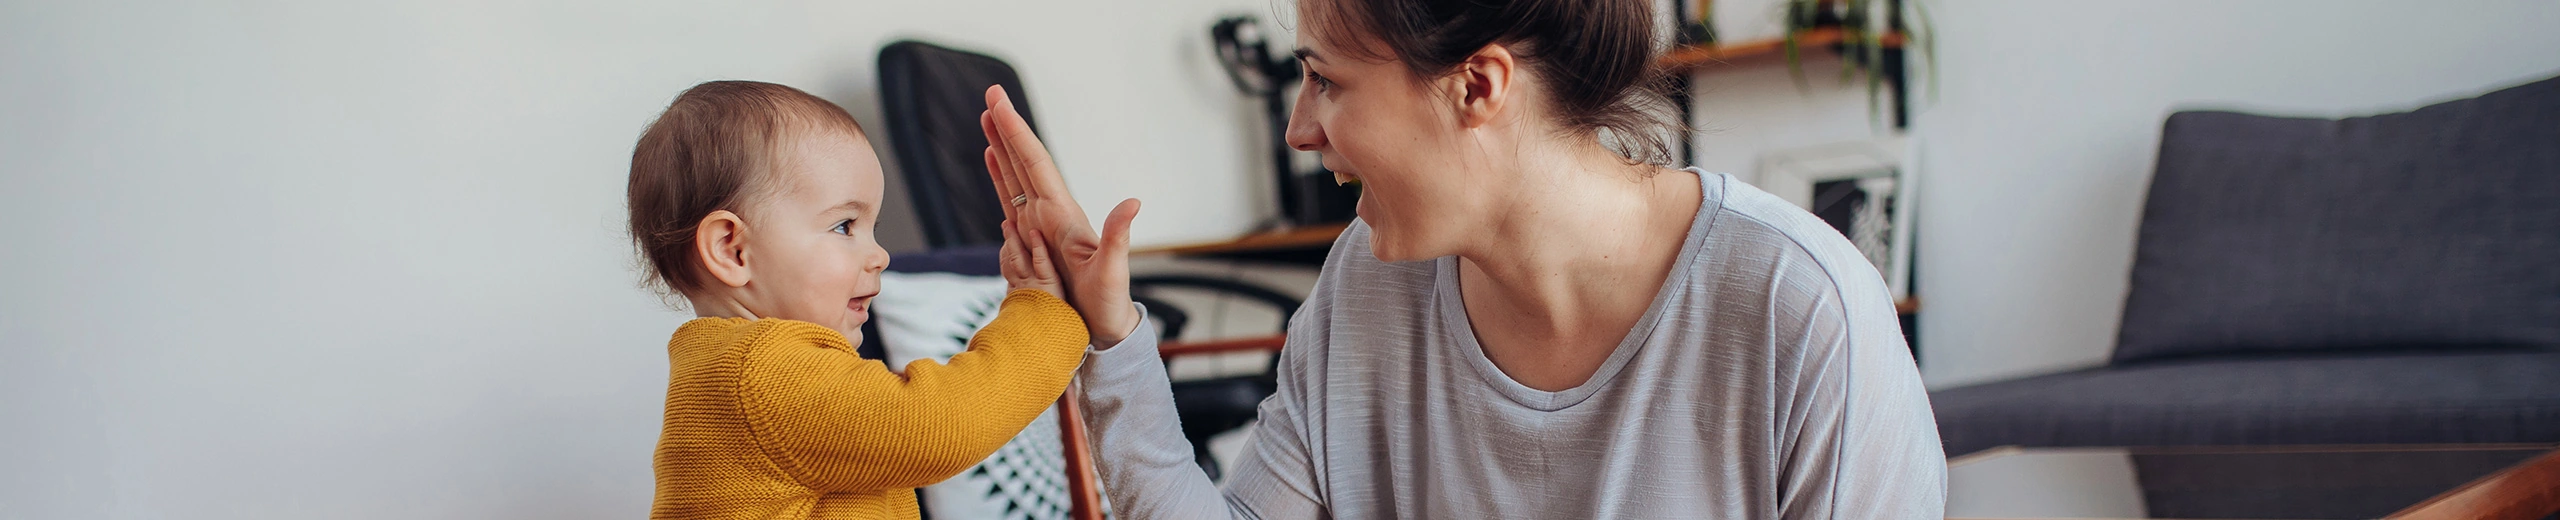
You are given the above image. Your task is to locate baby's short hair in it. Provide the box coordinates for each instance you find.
[627,80,866,297]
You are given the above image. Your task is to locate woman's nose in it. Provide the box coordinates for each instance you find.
[1284,91,1325,152]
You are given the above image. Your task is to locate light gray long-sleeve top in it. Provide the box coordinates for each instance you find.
[1078,170,1945,519]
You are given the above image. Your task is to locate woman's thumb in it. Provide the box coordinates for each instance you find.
[1101,198,1142,254]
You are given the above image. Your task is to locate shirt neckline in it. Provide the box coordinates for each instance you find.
[1436,168,1726,411]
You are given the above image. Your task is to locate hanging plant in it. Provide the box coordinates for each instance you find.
[1781,0,1937,125]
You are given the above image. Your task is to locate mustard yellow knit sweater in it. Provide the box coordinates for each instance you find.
[651,289,1089,520]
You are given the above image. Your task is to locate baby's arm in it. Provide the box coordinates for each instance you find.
[731,222,1089,493]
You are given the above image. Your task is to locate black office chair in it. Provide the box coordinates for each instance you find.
[878,40,1033,250]
[875,40,1297,481]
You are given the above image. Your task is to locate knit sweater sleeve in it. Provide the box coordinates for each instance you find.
[734,288,1090,492]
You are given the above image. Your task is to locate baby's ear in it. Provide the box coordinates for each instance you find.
[695,210,753,288]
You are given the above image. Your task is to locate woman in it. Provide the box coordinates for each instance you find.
[978,0,1943,517]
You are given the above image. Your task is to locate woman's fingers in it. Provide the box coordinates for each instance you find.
[980,85,1108,249]
[983,146,1020,223]
[979,108,1041,233]
[983,85,1071,201]
[979,109,1023,202]
[980,95,1031,205]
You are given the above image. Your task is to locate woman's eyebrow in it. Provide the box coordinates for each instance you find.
[1293,48,1324,63]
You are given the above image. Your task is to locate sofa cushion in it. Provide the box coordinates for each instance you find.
[2113,75,2560,363]
[1931,349,2560,458]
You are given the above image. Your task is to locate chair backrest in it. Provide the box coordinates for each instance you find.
[877,40,1041,249]
[2112,74,2560,364]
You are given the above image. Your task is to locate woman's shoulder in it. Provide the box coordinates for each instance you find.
[1691,175,1876,290]
[1684,173,1899,325]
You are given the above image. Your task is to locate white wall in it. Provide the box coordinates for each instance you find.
[0,0,1288,517]
[1908,1,2560,387]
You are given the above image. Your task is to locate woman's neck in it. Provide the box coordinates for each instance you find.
[1453,140,1699,342]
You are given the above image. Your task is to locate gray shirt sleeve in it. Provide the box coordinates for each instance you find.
[1763,262,1947,518]
[1076,304,1326,520]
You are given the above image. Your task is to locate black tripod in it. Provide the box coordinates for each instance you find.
[1212,16,1358,228]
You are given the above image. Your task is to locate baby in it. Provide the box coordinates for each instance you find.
[625,80,1111,519]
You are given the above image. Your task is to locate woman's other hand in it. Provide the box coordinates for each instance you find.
[980,85,1143,345]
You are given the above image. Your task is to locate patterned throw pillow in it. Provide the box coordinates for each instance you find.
[874,271,1079,520]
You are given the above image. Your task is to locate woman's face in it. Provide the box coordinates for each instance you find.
[1284,2,1498,262]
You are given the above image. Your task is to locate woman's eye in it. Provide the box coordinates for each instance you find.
[830,219,854,236]
[1305,69,1332,92]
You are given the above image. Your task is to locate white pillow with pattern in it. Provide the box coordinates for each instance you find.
[874,271,1076,520]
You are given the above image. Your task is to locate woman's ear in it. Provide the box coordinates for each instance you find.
[1452,43,1519,129]
[695,210,753,288]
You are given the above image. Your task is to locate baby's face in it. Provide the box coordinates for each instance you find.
[737,127,891,342]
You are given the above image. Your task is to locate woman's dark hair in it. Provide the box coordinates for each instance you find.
[1308,0,1681,166]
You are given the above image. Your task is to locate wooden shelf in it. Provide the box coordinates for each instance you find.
[1135,222,1350,258]
[1657,28,1907,73]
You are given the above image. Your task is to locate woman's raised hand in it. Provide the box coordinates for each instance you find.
[980,85,1144,345]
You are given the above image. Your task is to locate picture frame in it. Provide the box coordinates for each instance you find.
[1755,137,1917,299]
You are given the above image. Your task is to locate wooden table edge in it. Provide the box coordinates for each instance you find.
[1949,444,2560,520]
[1158,334,1287,358]
[2389,445,2560,519]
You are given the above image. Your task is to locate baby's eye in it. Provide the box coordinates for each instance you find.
[830,219,854,236]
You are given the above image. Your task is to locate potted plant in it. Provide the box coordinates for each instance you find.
[1781,0,1935,125]
[1679,0,1718,45]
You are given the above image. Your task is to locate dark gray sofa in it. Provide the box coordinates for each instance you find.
[1930,74,2560,458]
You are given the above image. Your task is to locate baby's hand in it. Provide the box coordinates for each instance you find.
[998,220,1064,300]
